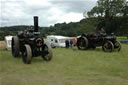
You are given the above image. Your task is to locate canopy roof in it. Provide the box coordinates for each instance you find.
[47,35,69,40]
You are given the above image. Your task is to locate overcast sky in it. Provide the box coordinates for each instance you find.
[0,0,97,27]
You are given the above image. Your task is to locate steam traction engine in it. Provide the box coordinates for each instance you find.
[11,16,52,64]
[77,32,121,52]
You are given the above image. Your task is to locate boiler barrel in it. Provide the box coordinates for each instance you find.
[34,16,38,32]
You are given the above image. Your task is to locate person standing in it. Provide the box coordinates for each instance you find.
[70,40,74,50]
[65,40,69,48]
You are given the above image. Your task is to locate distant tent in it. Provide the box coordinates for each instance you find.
[5,36,13,50]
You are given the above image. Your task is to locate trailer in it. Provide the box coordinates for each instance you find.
[46,35,69,47]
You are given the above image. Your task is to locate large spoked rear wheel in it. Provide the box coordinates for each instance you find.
[102,41,114,52]
[77,37,88,50]
[42,44,52,61]
[11,36,20,57]
[114,40,121,51]
[22,44,32,64]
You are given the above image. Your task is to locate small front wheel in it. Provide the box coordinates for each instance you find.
[22,44,32,64]
[102,41,114,52]
[114,40,121,51]
[42,44,52,61]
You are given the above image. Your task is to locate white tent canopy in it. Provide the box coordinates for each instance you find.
[5,36,13,50]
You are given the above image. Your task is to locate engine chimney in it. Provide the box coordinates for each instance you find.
[34,16,38,32]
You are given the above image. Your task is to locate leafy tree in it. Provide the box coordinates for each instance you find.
[88,0,127,34]
[121,1,128,16]
[88,0,127,18]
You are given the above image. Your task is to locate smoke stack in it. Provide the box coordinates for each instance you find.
[34,16,38,32]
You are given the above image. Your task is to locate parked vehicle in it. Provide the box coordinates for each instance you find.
[46,35,77,48]
[46,35,69,47]
[44,41,56,48]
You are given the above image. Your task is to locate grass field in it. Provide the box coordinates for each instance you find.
[117,36,128,41]
[0,44,128,85]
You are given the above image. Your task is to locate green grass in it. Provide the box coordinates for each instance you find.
[0,44,128,85]
[117,36,128,41]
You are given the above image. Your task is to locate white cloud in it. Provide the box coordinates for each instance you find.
[25,0,51,6]
[57,12,84,23]
[0,0,97,27]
